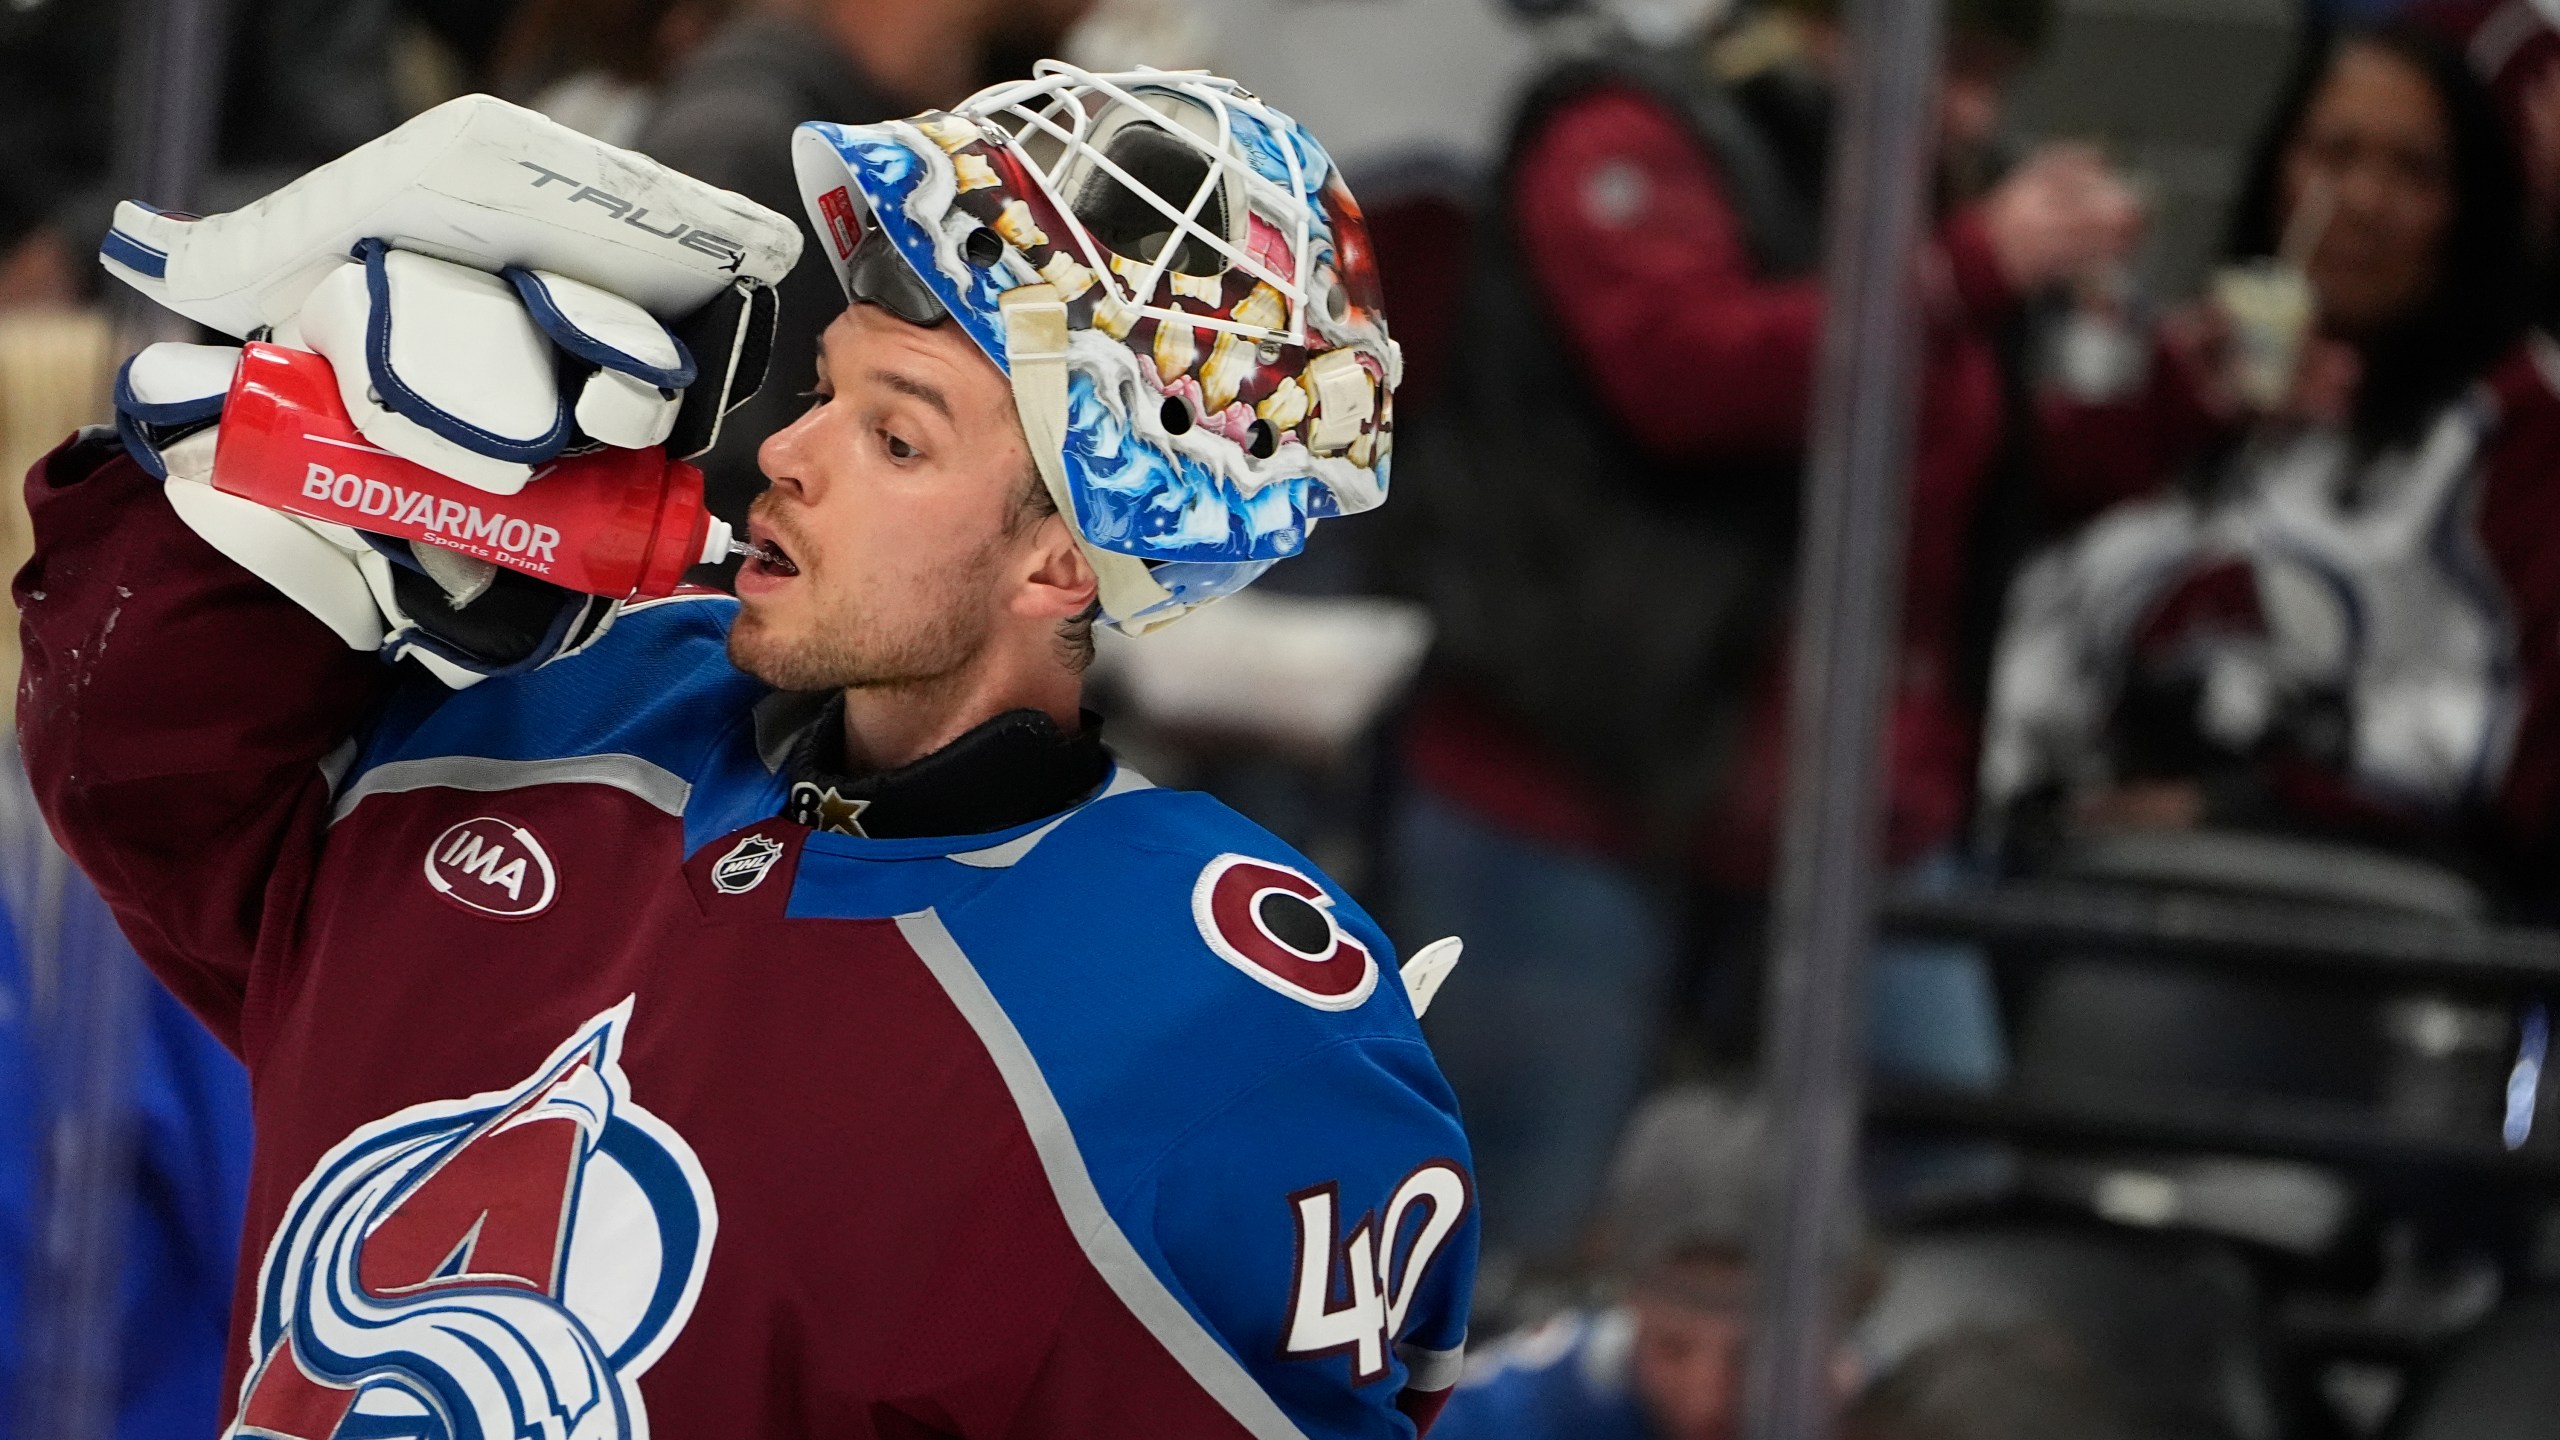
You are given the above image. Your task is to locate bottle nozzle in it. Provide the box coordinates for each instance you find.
[700,516,737,567]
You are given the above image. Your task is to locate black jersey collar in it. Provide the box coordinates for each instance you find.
[779,696,1109,840]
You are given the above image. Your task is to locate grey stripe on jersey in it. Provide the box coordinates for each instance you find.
[1398,1339,1467,1393]
[331,752,692,824]
[894,909,1311,1440]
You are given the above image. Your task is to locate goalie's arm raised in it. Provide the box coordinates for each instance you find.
[16,434,395,1056]
[102,95,798,687]
[26,96,804,1049]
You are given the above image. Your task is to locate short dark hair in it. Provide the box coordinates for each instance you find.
[2224,22,2527,447]
[1007,464,1099,674]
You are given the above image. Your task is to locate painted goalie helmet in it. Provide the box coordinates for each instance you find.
[792,62,1398,633]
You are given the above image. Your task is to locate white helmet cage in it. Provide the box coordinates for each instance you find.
[794,63,1398,633]
[966,64,1322,349]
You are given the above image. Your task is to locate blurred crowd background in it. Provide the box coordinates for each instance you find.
[16,0,2560,1436]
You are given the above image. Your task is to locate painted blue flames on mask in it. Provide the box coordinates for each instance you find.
[1061,369,1345,565]
[1227,105,1335,209]
[802,122,1015,367]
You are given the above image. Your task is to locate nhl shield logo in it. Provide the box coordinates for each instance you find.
[709,833,786,895]
[229,999,714,1440]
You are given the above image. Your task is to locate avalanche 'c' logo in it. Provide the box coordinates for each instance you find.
[228,999,714,1440]
[1192,854,1378,1011]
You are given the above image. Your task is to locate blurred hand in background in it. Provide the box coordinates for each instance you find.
[0,230,76,314]
[1978,143,2145,296]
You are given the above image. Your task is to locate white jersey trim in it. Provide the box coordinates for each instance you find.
[945,765,1156,869]
[615,590,734,615]
[893,909,1310,1440]
[331,752,691,824]
[1397,1339,1466,1393]
[318,737,361,798]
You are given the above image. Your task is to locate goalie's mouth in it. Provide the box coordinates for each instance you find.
[742,523,799,579]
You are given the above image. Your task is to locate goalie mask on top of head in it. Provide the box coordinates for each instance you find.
[791,63,1400,634]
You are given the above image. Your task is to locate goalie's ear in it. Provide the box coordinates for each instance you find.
[665,278,781,461]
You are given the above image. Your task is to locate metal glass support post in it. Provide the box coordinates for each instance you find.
[15,6,238,1436]
[1744,0,1943,1436]
[15,863,146,1440]
[110,0,236,347]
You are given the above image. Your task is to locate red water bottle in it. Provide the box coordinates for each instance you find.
[211,342,734,600]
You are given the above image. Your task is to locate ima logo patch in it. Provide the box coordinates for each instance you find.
[424,816,558,919]
[1192,854,1378,1011]
[229,999,714,1440]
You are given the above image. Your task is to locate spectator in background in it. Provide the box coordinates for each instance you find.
[637,0,1095,524]
[494,0,739,146]
[1434,1086,1867,1440]
[1840,1325,2146,1440]
[1388,0,2142,1268]
[1982,23,2560,895]
[2418,0,2560,261]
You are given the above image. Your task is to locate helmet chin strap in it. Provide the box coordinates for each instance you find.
[999,283,1192,636]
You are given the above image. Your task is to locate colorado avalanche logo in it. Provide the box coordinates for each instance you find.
[229,999,714,1440]
[1192,853,1377,1011]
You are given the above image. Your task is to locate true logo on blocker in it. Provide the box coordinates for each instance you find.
[425,816,559,919]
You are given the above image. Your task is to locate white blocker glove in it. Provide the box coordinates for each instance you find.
[117,341,626,687]
[102,93,802,686]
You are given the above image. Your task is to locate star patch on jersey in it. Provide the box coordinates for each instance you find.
[787,782,873,837]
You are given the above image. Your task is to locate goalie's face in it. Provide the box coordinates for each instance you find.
[727,303,1093,694]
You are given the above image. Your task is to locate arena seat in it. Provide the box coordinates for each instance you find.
[1857,1223,2278,1440]
[2390,1292,2560,1440]
[2013,831,2501,1129]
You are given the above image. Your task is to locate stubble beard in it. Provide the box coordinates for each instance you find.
[728,542,1003,695]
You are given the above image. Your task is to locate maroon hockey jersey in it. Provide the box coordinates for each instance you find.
[17,434,1477,1439]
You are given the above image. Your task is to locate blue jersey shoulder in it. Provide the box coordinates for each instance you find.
[938,786,1478,1433]
[955,784,1426,1067]
[343,597,780,844]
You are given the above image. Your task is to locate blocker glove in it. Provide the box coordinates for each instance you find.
[100,93,801,686]
[117,340,625,688]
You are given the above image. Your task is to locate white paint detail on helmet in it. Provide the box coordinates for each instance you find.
[877,117,991,304]
[794,64,1399,629]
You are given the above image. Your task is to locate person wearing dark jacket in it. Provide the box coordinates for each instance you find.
[636,0,1092,522]
[1388,0,2144,1267]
